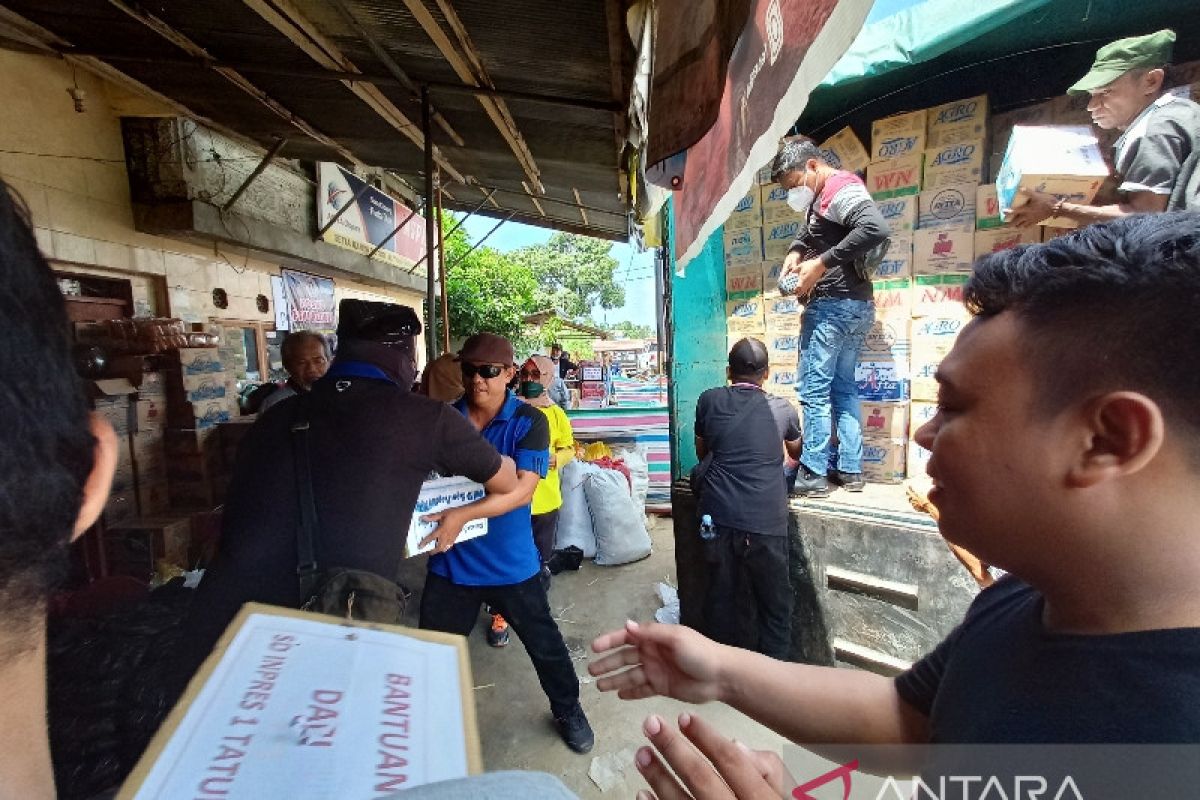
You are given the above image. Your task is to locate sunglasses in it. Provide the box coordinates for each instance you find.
[461,362,505,379]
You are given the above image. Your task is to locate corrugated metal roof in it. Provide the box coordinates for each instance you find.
[4,0,633,239]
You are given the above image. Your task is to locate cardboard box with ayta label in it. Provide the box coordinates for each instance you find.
[918,184,978,229]
[995,125,1109,227]
[724,227,764,267]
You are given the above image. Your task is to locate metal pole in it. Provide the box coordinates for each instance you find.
[316,181,372,240]
[422,85,437,366]
[221,136,286,212]
[436,182,451,355]
[365,206,418,259]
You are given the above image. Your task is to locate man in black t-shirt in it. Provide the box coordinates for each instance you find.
[694,338,800,659]
[589,214,1200,795]
[177,301,518,681]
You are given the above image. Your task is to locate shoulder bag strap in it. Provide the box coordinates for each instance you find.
[291,395,321,598]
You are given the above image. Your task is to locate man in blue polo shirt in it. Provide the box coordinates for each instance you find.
[418,332,594,754]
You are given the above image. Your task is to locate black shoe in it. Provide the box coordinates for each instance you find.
[829,470,865,492]
[791,465,830,498]
[555,704,595,753]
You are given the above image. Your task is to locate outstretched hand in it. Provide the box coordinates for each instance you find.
[633,712,792,799]
[589,620,727,704]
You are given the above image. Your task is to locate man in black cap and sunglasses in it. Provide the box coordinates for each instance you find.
[418,332,596,754]
[175,301,519,684]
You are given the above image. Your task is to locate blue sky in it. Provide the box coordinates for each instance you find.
[457,214,659,329]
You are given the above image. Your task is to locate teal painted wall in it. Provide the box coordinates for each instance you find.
[668,204,729,478]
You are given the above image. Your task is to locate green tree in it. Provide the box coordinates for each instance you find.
[443,213,537,342]
[605,320,654,340]
[511,233,625,320]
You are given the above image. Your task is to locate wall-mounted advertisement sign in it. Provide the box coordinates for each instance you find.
[316,162,427,270]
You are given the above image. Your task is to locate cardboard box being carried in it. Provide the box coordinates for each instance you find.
[726,263,764,296]
[726,295,766,333]
[976,184,1002,230]
[866,155,923,199]
[862,438,907,484]
[761,184,793,225]
[923,141,986,189]
[876,196,918,235]
[918,184,978,230]
[723,227,764,267]
[995,125,1109,226]
[763,219,803,261]
[871,110,927,159]
[973,226,1040,260]
[913,227,975,275]
[861,400,909,440]
[912,274,972,318]
[819,126,871,174]
[726,186,764,231]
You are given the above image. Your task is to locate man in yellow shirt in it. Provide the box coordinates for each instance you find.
[518,354,576,583]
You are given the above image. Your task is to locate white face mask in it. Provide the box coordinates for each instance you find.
[786,184,815,213]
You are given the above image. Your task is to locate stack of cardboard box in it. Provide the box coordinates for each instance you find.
[163,345,237,510]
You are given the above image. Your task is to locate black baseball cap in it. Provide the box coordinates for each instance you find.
[336,299,421,343]
[728,338,769,375]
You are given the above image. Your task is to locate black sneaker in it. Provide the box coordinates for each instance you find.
[829,470,865,492]
[791,465,830,498]
[554,704,595,753]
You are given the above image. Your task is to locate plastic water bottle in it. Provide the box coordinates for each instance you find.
[699,514,716,541]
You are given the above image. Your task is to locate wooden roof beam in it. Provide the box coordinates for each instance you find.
[604,0,628,198]
[103,0,365,168]
[522,181,546,218]
[572,188,590,226]
[402,0,544,194]
[240,0,465,184]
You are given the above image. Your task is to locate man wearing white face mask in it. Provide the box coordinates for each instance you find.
[771,137,890,496]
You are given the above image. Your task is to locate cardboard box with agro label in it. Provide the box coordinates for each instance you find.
[912,274,972,318]
[855,358,910,402]
[927,120,988,148]
[726,263,763,296]
[726,295,766,333]
[866,154,923,199]
[761,260,785,298]
[862,438,907,484]
[764,295,803,328]
[995,126,1109,227]
[725,186,764,231]
[911,316,967,400]
[861,400,909,441]
[871,110,926,156]
[974,226,1039,260]
[926,94,988,142]
[923,141,986,189]
[818,126,871,174]
[876,195,917,234]
[763,219,803,261]
[913,227,974,275]
[918,184,977,229]
[873,129,925,162]
[761,184,794,225]
[976,184,1002,229]
[724,226,764,267]
[909,400,939,437]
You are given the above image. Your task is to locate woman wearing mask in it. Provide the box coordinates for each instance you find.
[517,355,576,582]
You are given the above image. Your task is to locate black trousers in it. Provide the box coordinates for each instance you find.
[532,509,560,564]
[419,571,579,716]
[702,527,793,660]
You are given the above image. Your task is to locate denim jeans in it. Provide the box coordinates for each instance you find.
[796,297,875,475]
[419,571,580,716]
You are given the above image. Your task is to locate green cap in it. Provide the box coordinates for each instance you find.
[1068,29,1176,95]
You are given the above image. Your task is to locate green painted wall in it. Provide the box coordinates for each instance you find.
[668,203,729,478]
